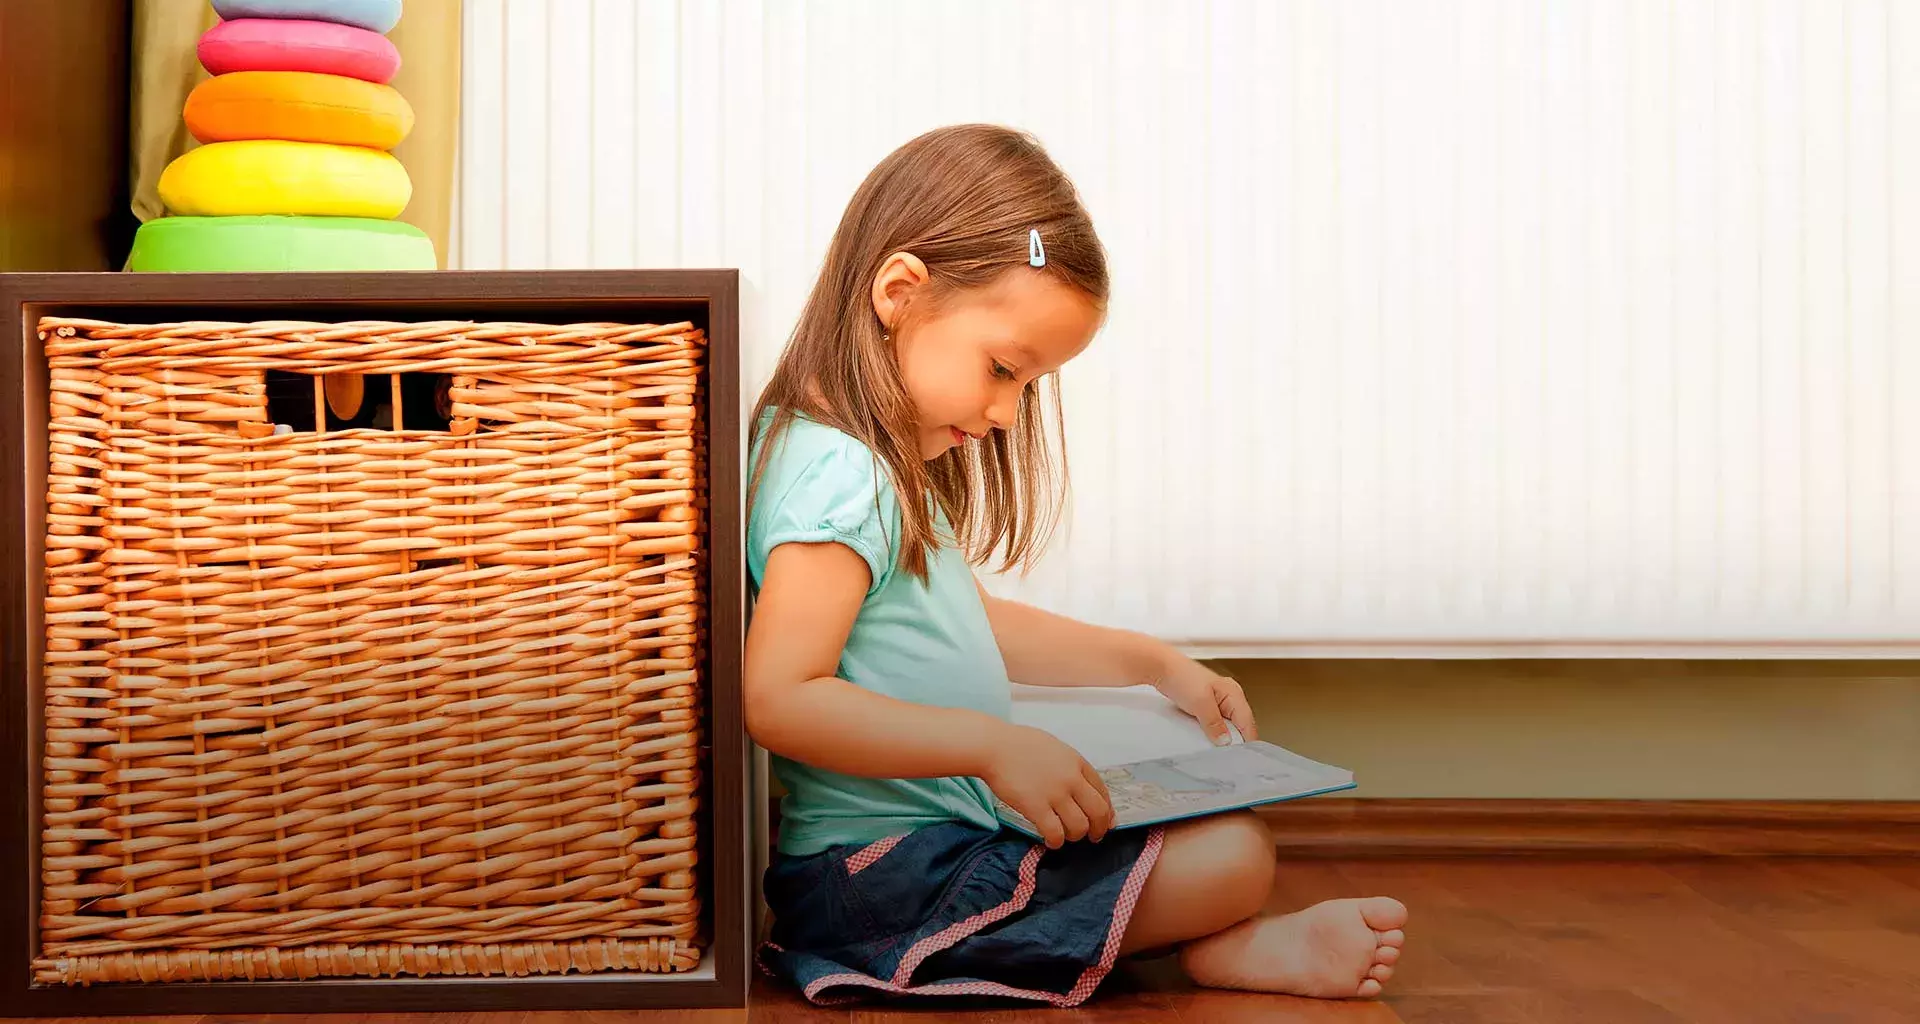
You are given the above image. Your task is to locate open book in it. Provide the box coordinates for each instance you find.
[997,683,1354,840]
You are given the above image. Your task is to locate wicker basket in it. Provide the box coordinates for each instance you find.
[35,315,708,985]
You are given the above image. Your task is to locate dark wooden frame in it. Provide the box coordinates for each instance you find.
[0,270,746,1013]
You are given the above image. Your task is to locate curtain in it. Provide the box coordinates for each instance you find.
[458,0,1920,653]
[127,0,460,267]
[127,1,215,228]
[384,0,460,264]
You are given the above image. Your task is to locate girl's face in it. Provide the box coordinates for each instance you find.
[884,266,1104,460]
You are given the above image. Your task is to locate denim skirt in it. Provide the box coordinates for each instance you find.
[757,820,1165,1007]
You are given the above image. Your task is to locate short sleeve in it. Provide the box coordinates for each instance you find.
[747,420,901,598]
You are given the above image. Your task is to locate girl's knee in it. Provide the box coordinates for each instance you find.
[1216,810,1278,893]
[1220,808,1277,849]
[1166,811,1276,911]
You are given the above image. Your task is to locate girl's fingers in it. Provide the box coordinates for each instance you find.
[1080,760,1111,803]
[1078,762,1115,838]
[1220,687,1258,742]
[1075,778,1114,841]
[1189,693,1233,745]
[1055,797,1091,844]
[1207,673,1256,742]
[1032,806,1066,849]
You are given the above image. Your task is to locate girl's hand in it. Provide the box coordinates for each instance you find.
[1149,653,1258,747]
[980,724,1114,849]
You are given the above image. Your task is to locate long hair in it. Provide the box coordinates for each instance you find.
[749,124,1110,581]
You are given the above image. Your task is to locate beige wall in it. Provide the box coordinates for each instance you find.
[1210,659,1920,800]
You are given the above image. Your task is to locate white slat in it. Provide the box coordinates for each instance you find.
[1802,0,1850,615]
[1757,0,1808,620]
[1845,0,1894,612]
[1452,0,1501,625]
[1586,0,1633,622]
[545,0,592,269]
[500,0,550,268]
[632,1,681,269]
[456,0,506,270]
[1894,0,1920,617]
[1673,0,1720,618]
[1716,0,1764,617]
[1542,0,1593,617]
[587,0,638,269]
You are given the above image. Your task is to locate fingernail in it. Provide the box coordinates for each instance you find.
[1214,734,1230,746]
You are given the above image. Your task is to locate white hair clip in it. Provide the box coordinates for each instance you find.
[1029,228,1046,268]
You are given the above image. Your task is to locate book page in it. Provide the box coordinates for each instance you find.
[996,741,1354,838]
[1008,682,1241,766]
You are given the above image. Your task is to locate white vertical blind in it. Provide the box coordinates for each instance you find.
[457,0,1920,656]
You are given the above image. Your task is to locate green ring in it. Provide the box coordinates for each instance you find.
[129,215,438,272]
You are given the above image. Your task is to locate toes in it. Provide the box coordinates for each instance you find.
[1358,896,1408,931]
[1356,977,1383,998]
[1368,964,1395,983]
[1374,944,1401,966]
[1374,928,1406,949]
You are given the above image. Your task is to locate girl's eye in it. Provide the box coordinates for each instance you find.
[991,360,1017,381]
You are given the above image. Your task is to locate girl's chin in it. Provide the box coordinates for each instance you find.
[920,429,960,459]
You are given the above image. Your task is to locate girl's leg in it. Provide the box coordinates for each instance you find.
[1117,811,1279,955]
[1117,811,1408,999]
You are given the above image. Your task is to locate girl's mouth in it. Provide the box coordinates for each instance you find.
[951,426,968,446]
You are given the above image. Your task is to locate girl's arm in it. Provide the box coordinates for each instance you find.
[976,578,1260,745]
[747,541,1006,779]
[746,541,1114,846]
[973,578,1163,687]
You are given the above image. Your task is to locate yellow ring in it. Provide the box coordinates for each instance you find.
[158,139,411,219]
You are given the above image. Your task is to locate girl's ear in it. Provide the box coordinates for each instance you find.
[871,251,930,334]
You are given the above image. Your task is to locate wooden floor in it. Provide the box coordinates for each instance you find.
[18,856,1920,1024]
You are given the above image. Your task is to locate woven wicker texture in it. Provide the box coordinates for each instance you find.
[36,316,708,985]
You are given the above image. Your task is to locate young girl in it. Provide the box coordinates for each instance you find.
[746,124,1407,1008]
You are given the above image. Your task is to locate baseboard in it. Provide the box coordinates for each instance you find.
[1260,799,1920,858]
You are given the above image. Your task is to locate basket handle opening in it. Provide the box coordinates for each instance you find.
[265,370,453,434]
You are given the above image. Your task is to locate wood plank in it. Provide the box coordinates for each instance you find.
[199,1015,750,1024]
[1126,958,1402,1024]
[749,972,850,1024]
[849,988,1180,1024]
[1338,857,1920,1023]
[1262,799,1920,858]
[1662,858,1920,1006]
[32,1018,202,1024]
[1393,989,1684,1024]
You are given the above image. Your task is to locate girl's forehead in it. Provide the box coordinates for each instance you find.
[961,273,1102,365]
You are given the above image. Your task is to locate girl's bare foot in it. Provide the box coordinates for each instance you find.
[1177,896,1408,998]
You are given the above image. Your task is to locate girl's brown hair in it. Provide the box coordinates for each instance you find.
[749,123,1109,582]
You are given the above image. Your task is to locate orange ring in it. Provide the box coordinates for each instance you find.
[185,70,413,150]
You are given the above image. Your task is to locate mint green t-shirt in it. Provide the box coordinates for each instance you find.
[747,412,1012,856]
